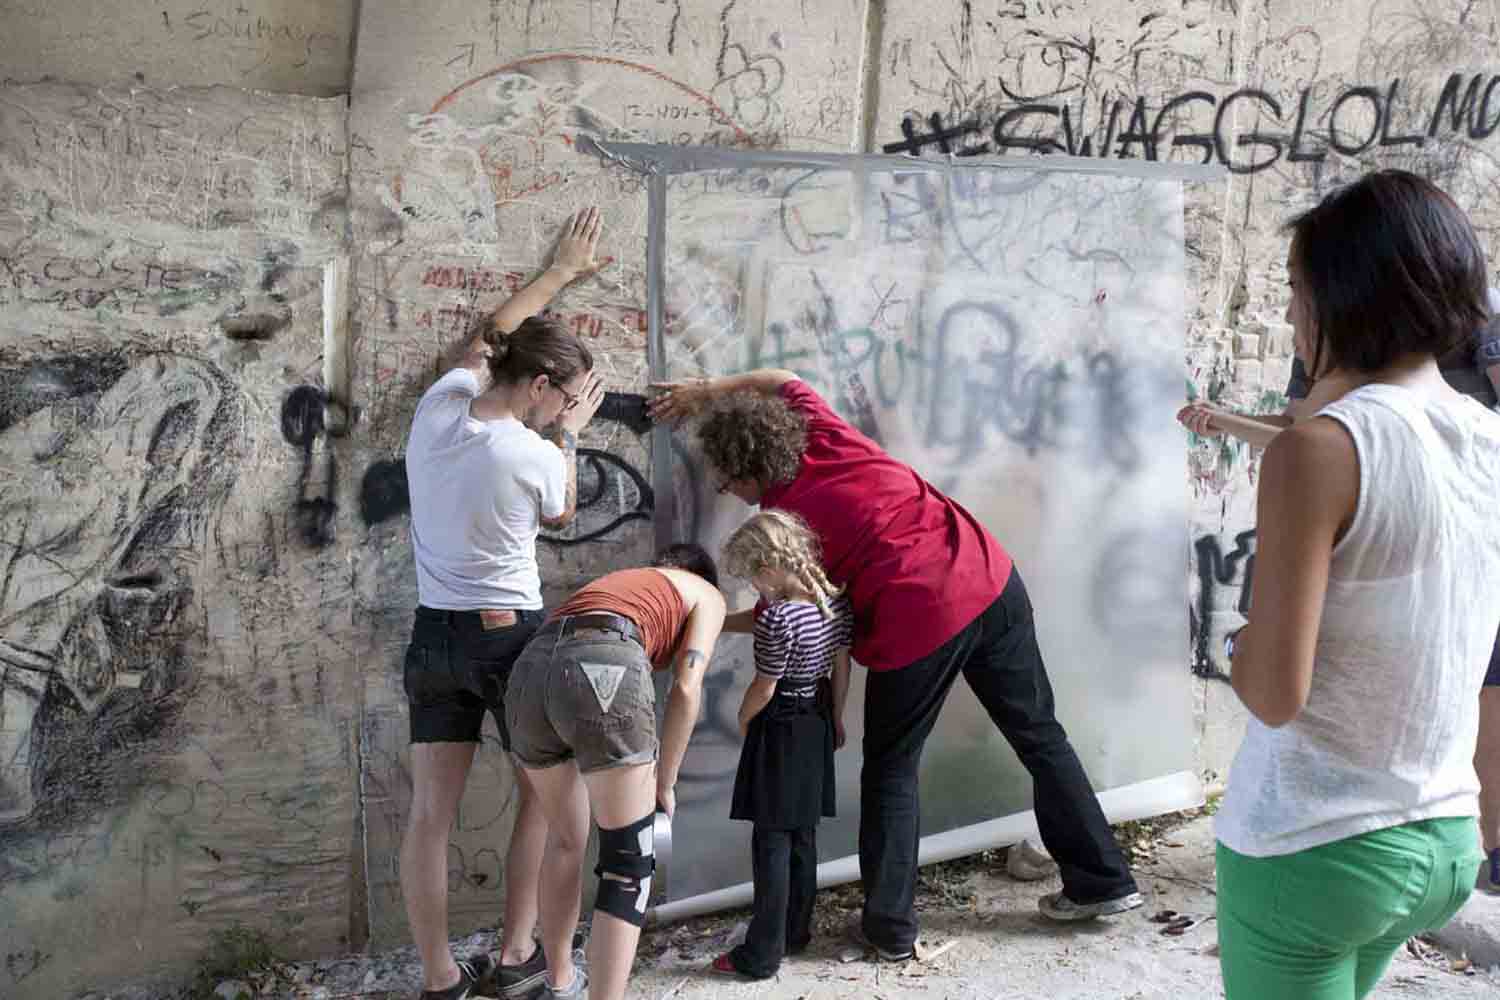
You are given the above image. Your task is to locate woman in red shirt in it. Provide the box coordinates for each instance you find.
[650,371,1140,960]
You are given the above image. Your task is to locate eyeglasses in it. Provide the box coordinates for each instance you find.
[550,378,580,412]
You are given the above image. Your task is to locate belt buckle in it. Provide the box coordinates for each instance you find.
[479,609,518,631]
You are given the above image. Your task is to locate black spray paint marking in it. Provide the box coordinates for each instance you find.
[358,392,673,547]
[1191,530,1256,681]
[885,74,1500,174]
[280,385,337,548]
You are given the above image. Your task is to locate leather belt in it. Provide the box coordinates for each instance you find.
[550,612,643,648]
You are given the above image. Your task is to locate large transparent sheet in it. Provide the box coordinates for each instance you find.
[635,149,1198,904]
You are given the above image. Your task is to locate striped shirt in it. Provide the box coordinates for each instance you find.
[753,597,854,695]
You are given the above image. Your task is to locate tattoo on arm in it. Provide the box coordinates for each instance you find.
[681,648,707,669]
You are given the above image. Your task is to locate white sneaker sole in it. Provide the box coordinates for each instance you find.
[1039,890,1144,922]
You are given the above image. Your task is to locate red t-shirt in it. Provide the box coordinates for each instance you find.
[759,380,1013,671]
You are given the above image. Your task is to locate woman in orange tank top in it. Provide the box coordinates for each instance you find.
[503,544,726,1000]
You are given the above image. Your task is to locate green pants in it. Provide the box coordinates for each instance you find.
[1217,817,1481,1000]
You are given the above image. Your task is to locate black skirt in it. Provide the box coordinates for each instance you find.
[730,684,837,829]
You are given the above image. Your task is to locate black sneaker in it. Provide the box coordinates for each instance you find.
[496,943,548,999]
[418,954,494,1000]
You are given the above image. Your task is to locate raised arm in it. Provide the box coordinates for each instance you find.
[1176,402,1293,451]
[491,207,603,334]
[647,368,799,424]
[656,573,727,816]
[438,207,604,383]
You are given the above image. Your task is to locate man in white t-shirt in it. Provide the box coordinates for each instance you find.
[401,209,607,1000]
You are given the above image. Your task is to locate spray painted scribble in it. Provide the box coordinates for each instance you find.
[1191,530,1257,681]
[358,392,676,547]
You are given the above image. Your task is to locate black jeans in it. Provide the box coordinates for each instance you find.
[729,825,817,978]
[859,569,1136,952]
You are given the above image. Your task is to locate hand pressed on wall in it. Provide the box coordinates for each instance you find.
[551,206,605,279]
[646,377,713,424]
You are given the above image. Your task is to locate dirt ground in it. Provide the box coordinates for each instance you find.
[91,809,1500,999]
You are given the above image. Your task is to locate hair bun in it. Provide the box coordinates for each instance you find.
[482,326,511,361]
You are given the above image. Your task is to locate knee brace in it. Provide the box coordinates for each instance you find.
[594,812,655,926]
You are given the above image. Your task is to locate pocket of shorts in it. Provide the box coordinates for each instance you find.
[575,660,651,731]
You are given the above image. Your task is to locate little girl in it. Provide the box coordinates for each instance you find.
[711,510,852,980]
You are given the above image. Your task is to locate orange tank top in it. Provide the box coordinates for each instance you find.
[551,568,689,669]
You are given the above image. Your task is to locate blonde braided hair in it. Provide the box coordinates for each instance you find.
[722,510,842,618]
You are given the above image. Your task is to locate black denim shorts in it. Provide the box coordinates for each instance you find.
[403,606,544,745]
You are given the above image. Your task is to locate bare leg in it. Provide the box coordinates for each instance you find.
[1477,688,1500,857]
[520,761,591,994]
[581,762,656,1000]
[499,764,549,965]
[402,742,478,991]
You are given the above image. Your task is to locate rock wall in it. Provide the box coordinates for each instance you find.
[1,2,1497,995]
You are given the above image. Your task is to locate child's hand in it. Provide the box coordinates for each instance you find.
[834,718,847,750]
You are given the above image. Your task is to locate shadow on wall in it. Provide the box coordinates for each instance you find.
[0,352,241,837]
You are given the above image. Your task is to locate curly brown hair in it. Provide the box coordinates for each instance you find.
[697,391,808,487]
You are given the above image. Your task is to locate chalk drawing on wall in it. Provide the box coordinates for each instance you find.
[0,353,241,829]
[385,54,753,249]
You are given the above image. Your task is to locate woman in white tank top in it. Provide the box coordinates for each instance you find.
[1212,170,1500,1000]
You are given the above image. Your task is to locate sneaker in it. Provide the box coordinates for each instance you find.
[1039,890,1144,922]
[541,967,587,999]
[418,954,494,1000]
[849,922,915,962]
[1006,838,1059,882]
[495,944,547,999]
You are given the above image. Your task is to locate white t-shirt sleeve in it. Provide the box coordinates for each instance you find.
[416,368,481,418]
[537,440,567,520]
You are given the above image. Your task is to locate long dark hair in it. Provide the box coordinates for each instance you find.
[1286,170,1490,376]
[484,314,593,387]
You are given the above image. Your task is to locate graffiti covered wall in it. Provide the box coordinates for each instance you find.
[0,80,358,994]
[0,0,1498,995]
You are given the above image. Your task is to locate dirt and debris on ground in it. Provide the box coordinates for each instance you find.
[85,809,1500,999]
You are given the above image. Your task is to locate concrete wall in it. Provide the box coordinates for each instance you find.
[1,0,1497,995]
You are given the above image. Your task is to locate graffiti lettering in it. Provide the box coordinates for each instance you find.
[749,299,1161,472]
[885,74,1500,174]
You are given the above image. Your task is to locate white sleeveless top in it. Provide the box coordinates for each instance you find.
[1216,383,1500,857]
